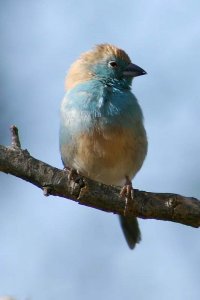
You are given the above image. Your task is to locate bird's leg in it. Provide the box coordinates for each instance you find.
[120,176,134,199]
[120,176,134,216]
[64,167,84,187]
[64,166,77,181]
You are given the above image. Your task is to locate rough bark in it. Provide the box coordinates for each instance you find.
[0,126,200,228]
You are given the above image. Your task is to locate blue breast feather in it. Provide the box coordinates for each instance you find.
[60,80,143,146]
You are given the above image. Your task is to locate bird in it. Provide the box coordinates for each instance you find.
[59,44,147,249]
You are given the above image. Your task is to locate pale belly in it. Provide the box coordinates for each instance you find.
[61,124,147,187]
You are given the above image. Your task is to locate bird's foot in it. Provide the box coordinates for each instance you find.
[64,167,84,187]
[65,167,78,181]
[120,176,134,216]
[120,176,134,200]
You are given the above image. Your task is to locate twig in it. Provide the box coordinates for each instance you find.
[10,125,21,148]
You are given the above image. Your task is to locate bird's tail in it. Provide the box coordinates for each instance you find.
[119,216,141,249]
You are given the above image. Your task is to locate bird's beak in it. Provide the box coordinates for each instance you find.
[123,63,147,77]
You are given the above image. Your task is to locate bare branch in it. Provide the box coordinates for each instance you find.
[0,126,200,228]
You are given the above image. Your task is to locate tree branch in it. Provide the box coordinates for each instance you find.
[0,126,200,228]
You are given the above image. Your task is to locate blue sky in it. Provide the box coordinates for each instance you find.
[0,1,200,299]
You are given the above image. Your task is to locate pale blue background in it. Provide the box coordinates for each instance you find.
[0,0,200,299]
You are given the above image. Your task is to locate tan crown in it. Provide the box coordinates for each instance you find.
[65,44,131,90]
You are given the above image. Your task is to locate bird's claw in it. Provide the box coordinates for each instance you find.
[64,167,85,188]
[120,176,134,216]
[120,184,134,200]
[120,176,134,200]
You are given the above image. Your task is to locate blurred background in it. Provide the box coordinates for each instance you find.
[0,0,200,299]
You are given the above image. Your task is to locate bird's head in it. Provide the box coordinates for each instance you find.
[65,44,146,90]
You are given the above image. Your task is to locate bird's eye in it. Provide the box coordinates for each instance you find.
[108,61,118,68]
